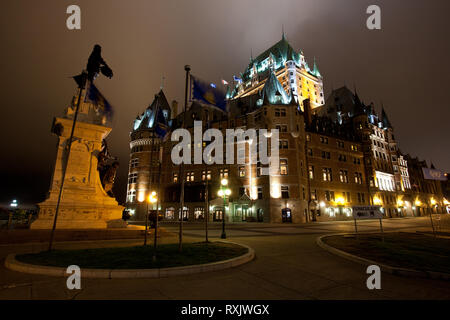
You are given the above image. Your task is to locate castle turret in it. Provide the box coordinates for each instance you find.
[126,90,172,221]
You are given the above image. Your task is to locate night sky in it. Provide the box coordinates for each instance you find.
[0,0,449,205]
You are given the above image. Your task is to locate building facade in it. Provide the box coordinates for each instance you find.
[125,37,447,223]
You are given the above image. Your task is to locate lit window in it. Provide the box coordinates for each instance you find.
[219,168,229,179]
[239,166,245,177]
[130,158,139,168]
[308,165,314,179]
[202,170,212,181]
[322,168,332,182]
[128,173,138,184]
[354,172,363,184]
[194,207,205,220]
[339,170,349,183]
[127,189,136,203]
[186,172,195,182]
[173,173,178,183]
[280,159,288,175]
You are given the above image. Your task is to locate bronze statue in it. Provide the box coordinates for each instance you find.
[87,44,113,81]
[97,139,119,197]
[102,162,119,197]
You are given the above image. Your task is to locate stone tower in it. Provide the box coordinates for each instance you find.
[126,90,172,221]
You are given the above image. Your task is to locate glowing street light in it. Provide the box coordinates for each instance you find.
[149,191,157,204]
[140,191,156,246]
[10,199,18,208]
[218,178,231,239]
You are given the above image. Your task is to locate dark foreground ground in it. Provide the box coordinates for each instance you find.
[1,217,450,299]
[323,232,450,274]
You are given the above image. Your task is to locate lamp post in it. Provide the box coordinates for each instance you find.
[149,191,157,259]
[218,178,231,239]
[139,192,154,246]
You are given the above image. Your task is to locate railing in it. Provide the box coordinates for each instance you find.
[432,213,450,234]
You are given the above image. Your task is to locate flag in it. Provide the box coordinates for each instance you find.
[192,75,227,111]
[222,79,229,85]
[85,82,114,120]
[154,109,169,140]
[155,123,169,140]
[73,73,87,88]
[422,167,447,181]
[233,75,242,83]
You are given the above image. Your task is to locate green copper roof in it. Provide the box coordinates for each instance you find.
[312,58,321,78]
[261,70,291,105]
[133,90,171,132]
[241,37,301,83]
[381,107,393,129]
[229,36,321,100]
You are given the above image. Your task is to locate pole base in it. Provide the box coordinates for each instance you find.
[220,233,227,239]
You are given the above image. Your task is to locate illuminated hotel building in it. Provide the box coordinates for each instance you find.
[229,34,324,110]
[125,36,446,222]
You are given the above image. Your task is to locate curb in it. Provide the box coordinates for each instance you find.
[4,241,254,279]
[316,233,450,281]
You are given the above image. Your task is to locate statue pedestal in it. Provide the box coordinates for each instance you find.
[32,117,126,229]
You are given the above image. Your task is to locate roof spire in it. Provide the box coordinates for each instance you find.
[160,75,165,90]
[282,24,285,40]
[312,57,321,77]
[381,105,393,129]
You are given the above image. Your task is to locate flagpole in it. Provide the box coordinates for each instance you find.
[146,94,160,246]
[154,146,162,261]
[179,65,190,252]
[48,71,87,251]
[150,94,160,255]
[204,113,210,243]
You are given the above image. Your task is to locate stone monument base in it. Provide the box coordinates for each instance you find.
[31,116,127,230]
[31,205,127,229]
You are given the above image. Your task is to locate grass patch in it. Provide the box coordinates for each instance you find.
[323,232,450,274]
[16,242,248,269]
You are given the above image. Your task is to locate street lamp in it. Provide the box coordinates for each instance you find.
[137,195,147,245]
[149,191,158,261]
[10,199,18,208]
[140,191,156,246]
[218,178,231,239]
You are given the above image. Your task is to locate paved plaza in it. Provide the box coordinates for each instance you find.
[1,217,449,299]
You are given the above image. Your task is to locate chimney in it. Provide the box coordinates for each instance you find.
[171,100,178,119]
[303,98,312,126]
